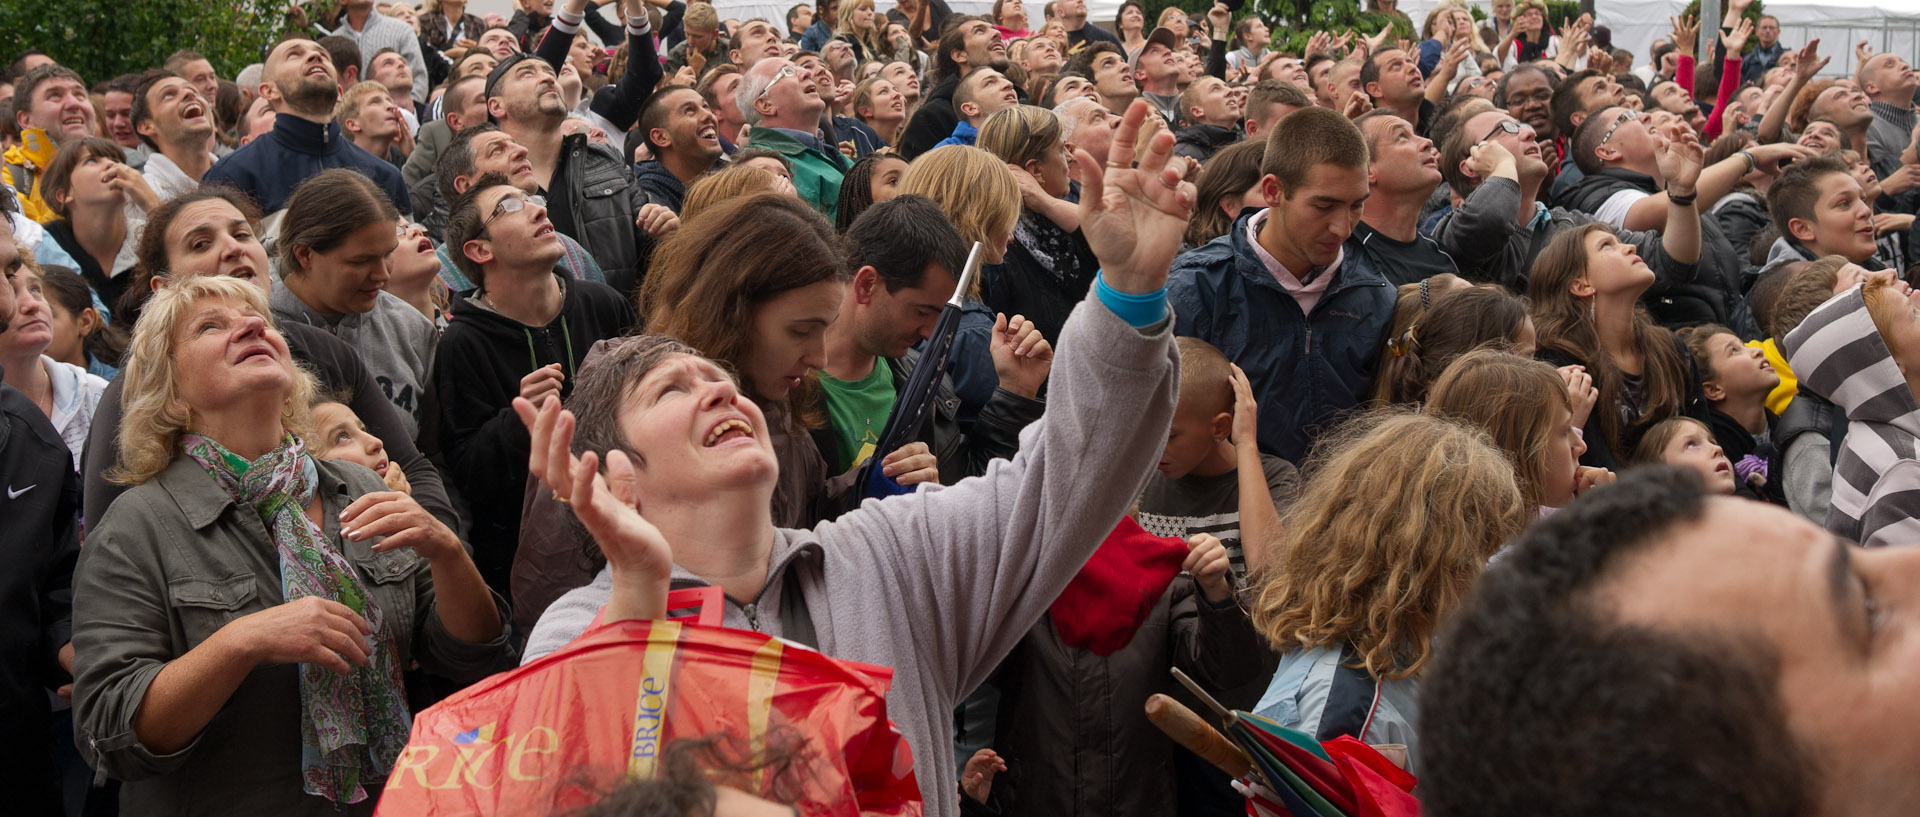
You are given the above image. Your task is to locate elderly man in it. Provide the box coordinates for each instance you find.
[202,38,409,215]
[743,57,847,218]
[1859,50,1920,178]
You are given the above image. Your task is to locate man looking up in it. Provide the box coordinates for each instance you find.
[1173,76,1243,162]
[163,50,220,111]
[203,38,410,215]
[130,69,217,203]
[434,123,608,291]
[5,65,96,223]
[1071,42,1138,117]
[331,0,429,106]
[486,50,669,296]
[1430,108,1702,296]
[730,18,787,70]
[1132,27,1182,122]
[1053,0,1120,56]
[697,64,748,151]
[634,85,722,213]
[823,194,1044,482]
[742,56,847,218]
[435,173,635,592]
[1055,95,1119,166]
[1352,112,1456,285]
[403,73,488,235]
[336,80,409,164]
[898,17,1010,158]
[1545,68,1626,201]
[1167,107,1393,464]
[1859,51,1919,178]
[366,48,420,122]
[935,68,1019,148]
[1360,48,1432,134]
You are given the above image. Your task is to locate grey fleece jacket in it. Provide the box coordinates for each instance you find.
[270,280,437,440]
[1782,283,1920,547]
[524,298,1179,817]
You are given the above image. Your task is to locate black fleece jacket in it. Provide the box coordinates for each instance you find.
[432,274,635,591]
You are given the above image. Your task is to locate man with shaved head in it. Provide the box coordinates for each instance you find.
[202,37,409,215]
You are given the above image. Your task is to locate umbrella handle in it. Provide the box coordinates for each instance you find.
[1145,693,1253,779]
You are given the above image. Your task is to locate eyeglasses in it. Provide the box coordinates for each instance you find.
[484,194,546,228]
[757,64,800,101]
[1478,118,1527,144]
[1598,109,1638,145]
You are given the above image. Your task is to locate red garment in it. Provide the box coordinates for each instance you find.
[1047,516,1188,656]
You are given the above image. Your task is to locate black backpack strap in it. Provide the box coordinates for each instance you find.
[1314,643,1382,744]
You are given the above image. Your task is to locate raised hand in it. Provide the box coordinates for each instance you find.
[1305,30,1333,60]
[1072,99,1196,295]
[1671,15,1698,59]
[1793,38,1828,83]
[1654,122,1705,195]
[1586,46,1614,76]
[1557,365,1597,429]
[1341,89,1373,119]
[1721,16,1753,54]
[1227,363,1259,449]
[1363,23,1393,55]
[1208,2,1231,39]
[1857,39,1874,64]
[513,395,675,621]
[990,313,1053,398]
[1466,138,1517,182]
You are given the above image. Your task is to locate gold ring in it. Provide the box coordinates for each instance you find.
[1106,160,1130,168]
[551,490,570,506]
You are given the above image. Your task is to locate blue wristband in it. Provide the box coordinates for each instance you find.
[1094,271,1168,328]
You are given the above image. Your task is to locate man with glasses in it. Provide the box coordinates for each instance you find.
[742,57,848,218]
[435,172,637,592]
[1562,106,1813,331]
[1431,108,1704,295]
[434,122,608,292]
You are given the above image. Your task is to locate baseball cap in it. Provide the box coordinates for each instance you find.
[1128,27,1181,71]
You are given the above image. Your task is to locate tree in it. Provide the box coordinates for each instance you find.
[0,0,291,86]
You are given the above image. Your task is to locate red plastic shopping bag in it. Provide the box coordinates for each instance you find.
[374,614,923,816]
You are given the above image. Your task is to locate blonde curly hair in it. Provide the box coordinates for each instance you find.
[1249,410,1527,680]
[109,275,317,485]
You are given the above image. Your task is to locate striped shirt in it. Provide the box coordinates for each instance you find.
[1780,282,1920,547]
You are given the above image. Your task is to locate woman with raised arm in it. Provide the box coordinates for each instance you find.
[518,100,1194,817]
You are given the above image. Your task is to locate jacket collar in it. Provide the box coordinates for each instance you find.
[268,113,344,155]
[1227,208,1388,294]
[155,448,353,530]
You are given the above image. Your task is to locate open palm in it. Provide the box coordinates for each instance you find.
[1074,100,1197,295]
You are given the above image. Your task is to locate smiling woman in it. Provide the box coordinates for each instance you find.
[272,170,440,441]
[71,275,507,817]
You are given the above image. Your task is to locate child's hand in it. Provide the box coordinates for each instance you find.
[1557,365,1598,430]
[880,441,939,486]
[1184,534,1234,603]
[1228,363,1259,450]
[382,462,412,495]
[1574,466,1616,496]
[961,748,1005,805]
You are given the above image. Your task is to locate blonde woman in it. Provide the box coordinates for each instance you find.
[72,275,506,816]
[897,143,1025,423]
[1418,1,1488,91]
[1249,411,1527,773]
[835,0,885,63]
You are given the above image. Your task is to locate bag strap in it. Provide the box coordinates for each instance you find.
[778,563,818,648]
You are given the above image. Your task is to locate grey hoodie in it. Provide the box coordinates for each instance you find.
[270,280,437,440]
[1781,283,1920,547]
[524,299,1178,817]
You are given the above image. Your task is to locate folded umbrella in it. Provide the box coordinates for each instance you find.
[861,241,985,499]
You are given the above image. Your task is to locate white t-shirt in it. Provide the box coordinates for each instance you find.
[1592,188,1651,229]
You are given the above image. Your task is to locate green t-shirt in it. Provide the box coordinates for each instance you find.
[819,361,897,473]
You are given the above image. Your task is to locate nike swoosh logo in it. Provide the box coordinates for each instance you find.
[7,485,34,499]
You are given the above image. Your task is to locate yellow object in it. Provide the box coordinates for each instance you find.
[1752,337,1797,415]
[1,128,60,224]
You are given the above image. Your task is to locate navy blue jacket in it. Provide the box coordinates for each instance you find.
[202,114,409,215]
[634,159,692,213]
[1168,211,1395,463]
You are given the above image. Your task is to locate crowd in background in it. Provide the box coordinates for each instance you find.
[6,0,1920,813]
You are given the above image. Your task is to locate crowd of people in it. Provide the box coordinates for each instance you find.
[5,0,1920,813]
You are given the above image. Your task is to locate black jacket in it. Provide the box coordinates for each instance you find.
[551,132,653,297]
[1172,123,1241,163]
[1563,167,1761,339]
[1707,407,1786,505]
[433,275,636,590]
[898,74,960,160]
[82,322,457,534]
[42,218,130,311]
[634,159,692,213]
[0,377,79,814]
[982,208,1098,349]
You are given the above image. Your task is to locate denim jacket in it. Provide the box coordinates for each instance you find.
[73,456,511,815]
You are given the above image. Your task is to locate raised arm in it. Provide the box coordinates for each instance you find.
[1758,39,1826,144]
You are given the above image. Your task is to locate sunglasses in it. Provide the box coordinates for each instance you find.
[1599,109,1638,145]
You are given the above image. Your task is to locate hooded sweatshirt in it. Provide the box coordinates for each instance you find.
[433,273,636,589]
[1780,283,1920,547]
[270,281,437,440]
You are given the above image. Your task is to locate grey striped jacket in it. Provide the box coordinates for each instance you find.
[1781,283,1920,547]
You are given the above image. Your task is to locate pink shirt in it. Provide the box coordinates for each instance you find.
[1245,209,1341,316]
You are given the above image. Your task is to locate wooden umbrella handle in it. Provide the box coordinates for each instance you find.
[1146,693,1253,779]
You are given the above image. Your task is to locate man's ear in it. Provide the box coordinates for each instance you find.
[650,126,673,149]
[1259,173,1283,205]
[1209,411,1233,441]
[958,100,980,118]
[1364,80,1384,100]
[1786,215,1816,243]
[1568,109,1588,130]
[462,237,496,267]
[853,265,881,304]
[487,96,508,121]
